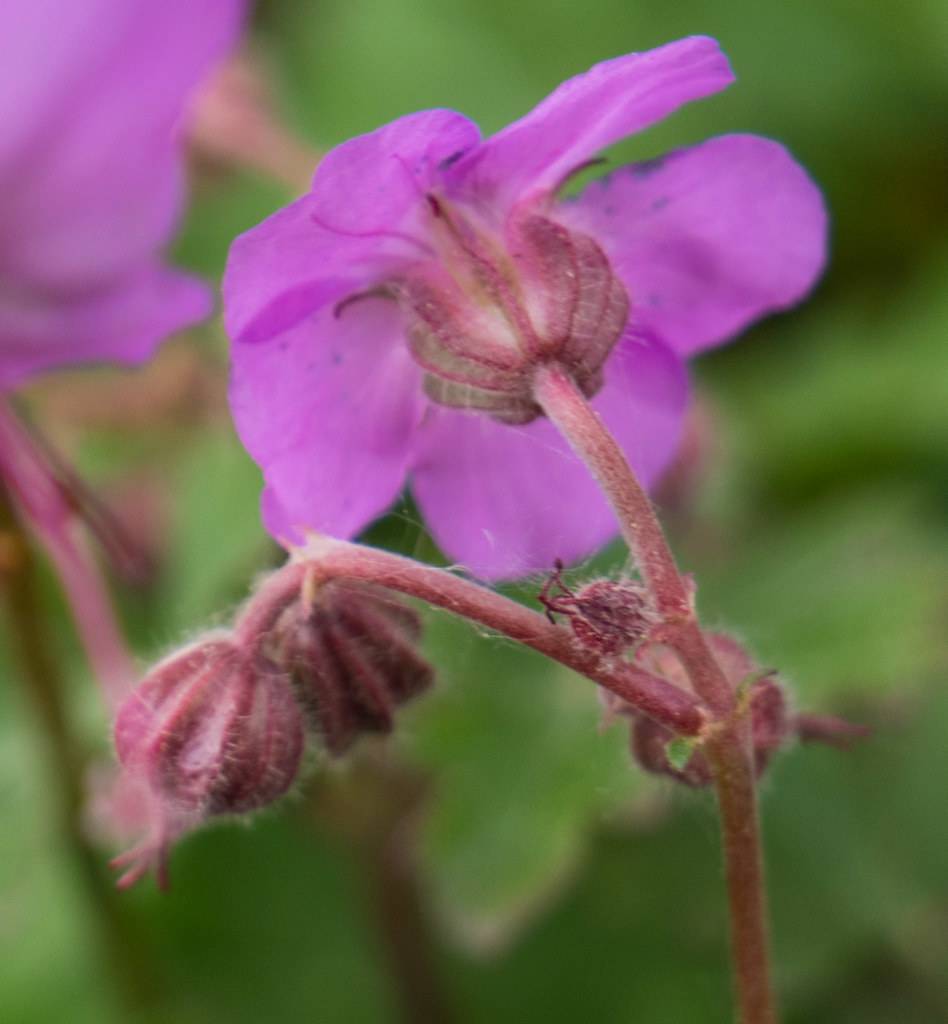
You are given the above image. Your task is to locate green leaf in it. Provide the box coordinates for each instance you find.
[155,430,273,640]
[697,487,947,705]
[400,611,639,948]
[666,736,697,772]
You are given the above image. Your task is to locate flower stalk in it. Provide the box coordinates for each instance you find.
[0,401,134,708]
[235,536,707,738]
[532,360,776,1024]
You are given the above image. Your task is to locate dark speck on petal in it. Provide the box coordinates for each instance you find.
[650,197,670,212]
[438,148,468,171]
[631,155,667,179]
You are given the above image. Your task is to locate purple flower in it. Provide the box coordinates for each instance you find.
[0,0,246,390]
[225,36,826,580]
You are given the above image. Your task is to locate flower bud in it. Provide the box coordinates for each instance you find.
[621,633,793,787]
[629,672,788,787]
[538,560,654,656]
[111,636,305,886]
[272,581,435,756]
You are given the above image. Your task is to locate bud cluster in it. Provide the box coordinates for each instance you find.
[630,673,788,788]
[600,631,865,787]
[109,568,433,886]
[270,580,434,756]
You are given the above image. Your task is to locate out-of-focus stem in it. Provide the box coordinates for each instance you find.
[0,488,156,1014]
[235,538,707,737]
[314,755,454,1024]
[0,401,133,708]
[187,50,320,193]
[532,362,776,1024]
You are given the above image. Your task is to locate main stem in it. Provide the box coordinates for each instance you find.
[533,362,776,1024]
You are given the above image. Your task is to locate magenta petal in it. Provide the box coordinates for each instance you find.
[0,266,210,391]
[309,109,481,235]
[560,134,828,356]
[225,194,404,345]
[2,0,246,289]
[230,299,425,546]
[225,112,480,346]
[410,332,687,580]
[447,37,732,210]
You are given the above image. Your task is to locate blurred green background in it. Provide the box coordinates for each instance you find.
[2,0,946,1021]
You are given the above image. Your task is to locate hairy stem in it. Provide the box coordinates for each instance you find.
[532,362,776,1024]
[236,538,707,737]
[0,488,157,1013]
[533,363,732,712]
[706,727,776,1024]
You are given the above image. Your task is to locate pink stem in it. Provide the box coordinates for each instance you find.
[234,536,708,738]
[532,362,776,1024]
[0,401,134,708]
[533,363,734,712]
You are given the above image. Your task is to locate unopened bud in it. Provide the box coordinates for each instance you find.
[748,674,788,774]
[111,636,305,886]
[624,633,793,787]
[539,560,654,656]
[272,581,434,756]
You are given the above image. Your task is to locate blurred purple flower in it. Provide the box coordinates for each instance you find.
[0,0,245,389]
[225,36,826,580]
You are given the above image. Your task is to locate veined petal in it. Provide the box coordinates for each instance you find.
[0,266,210,391]
[230,299,425,546]
[224,194,410,345]
[309,109,481,234]
[225,111,480,346]
[410,331,687,580]
[560,134,828,356]
[447,36,732,210]
[226,110,483,346]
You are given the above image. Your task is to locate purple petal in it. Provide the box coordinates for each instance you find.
[560,134,828,356]
[309,109,481,235]
[0,267,210,391]
[410,332,687,580]
[1,0,246,289]
[224,110,480,346]
[224,194,408,346]
[229,299,425,546]
[447,37,732,210]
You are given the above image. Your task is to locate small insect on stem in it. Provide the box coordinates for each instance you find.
[537,559,656,657]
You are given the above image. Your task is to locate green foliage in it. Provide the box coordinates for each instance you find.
[665,735,698,772]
